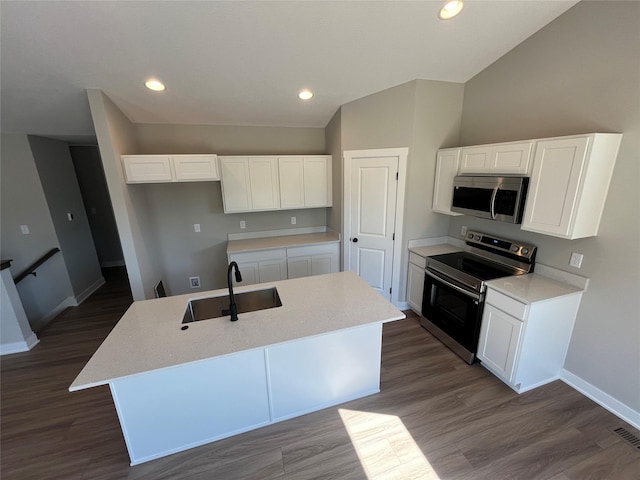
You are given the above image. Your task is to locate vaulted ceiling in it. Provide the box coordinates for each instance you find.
[1,1,579,142]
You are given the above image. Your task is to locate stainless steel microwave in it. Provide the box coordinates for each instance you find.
[451,176,529,224]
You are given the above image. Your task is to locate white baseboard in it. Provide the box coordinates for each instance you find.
[76,277,106,305]
[561,369,640,430]
[1,332,39,356]
[31,296,78,332]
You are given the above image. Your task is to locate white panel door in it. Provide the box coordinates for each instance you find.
[477,304,523,383]
[348,157,397,300]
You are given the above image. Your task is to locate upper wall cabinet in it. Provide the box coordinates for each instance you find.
[459,141,533,175]
[219,156,281,213]
[432,148,462,216]
[279,156,332,209]
[122,154,219,184]
[521,133,622,239]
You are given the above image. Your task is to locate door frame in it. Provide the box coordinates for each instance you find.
[343,147,408,307]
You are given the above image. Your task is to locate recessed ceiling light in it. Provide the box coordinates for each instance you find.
[439,0,464,20]
[145,78,166,92]
[298,89,313,100]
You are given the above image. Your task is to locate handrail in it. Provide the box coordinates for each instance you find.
[13,248,61,284]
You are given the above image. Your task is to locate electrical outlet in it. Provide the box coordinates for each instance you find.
[240,220,246,229]
[291,216,297,225]
[194,223,201,232]
[569,252,584,268]
[189,276,200,288]
[20,225,30,234]
[461,225,467,236]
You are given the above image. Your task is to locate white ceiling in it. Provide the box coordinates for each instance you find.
[1,1,579,142]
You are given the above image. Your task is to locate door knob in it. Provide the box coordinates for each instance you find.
[352,237,358,243]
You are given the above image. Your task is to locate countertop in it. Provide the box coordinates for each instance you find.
[486,273,584,304]
[408,244,463,258]
[70,271,404,392]
[227,231,340,254]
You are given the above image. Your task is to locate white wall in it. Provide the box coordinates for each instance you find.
[452,1,640,413]
[28,136,103,301]
[0,133,75,330]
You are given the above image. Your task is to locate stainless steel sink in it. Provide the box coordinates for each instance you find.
[182,287,282,323]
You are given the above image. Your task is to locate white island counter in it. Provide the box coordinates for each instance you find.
[70,272,404,465]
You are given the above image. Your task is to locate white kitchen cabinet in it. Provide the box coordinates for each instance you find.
[122,155,173,183]
[432,148,462,216]
[172,155,219,181]
[228,249,287,285]
[279,156,332,209]
[219,156,280,213]
[521,133,622,239]
[406,252,426,313]
[286,243,339,279]
[477,285,582,393]
[459,141,533,175]
[122,154,219,183]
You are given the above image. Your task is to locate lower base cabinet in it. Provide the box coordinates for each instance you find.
[477,288,582,393]
[229,243,339,285]
[407,252,427,313]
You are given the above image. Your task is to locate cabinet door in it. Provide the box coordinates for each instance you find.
[311,253,336,276]
[279,157,305,209]
[249,157,280,211]
[258,260,287,283]
[233,262,259,286]
[287,256,311,279]
[492,142,533,174]
[304,156,331,207]
[406,261,424,313]
[521,137,589,238]
[432,149,462,215]
[122,155,173,183]
[173,155,219,181]
[477,304,523,383]
[220,157,252,212]
[459,146,491,173]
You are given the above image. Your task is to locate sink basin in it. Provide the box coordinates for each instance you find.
[182,287,282,323]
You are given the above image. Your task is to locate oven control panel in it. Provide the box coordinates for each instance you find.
[466,231,536,261]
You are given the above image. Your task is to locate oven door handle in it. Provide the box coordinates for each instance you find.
[490,185,499,220]
[425,268,481,301]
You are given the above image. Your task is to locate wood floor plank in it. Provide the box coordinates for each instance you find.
[2,268,639,479]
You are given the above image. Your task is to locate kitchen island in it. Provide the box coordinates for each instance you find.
[70,272,404,465]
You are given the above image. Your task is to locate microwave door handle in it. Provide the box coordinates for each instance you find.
[490,186,499,220]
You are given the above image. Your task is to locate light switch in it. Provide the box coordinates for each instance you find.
[194,224,201,232]
[67,213,74,221]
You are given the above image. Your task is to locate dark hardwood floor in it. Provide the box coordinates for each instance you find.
[2,268,638,479]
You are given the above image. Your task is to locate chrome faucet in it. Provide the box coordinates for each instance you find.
[222,261,242,321]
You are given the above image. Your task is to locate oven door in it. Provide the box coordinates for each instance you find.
[421,267,484,355]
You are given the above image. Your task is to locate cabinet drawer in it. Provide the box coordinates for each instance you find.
[286,243,339,258]
[229,249,286,264]
[486,289,528,320]
[408,252,427,269]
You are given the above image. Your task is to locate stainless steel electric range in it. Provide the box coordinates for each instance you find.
[420,230,537,364]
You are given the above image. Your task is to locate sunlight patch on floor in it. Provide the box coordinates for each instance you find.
[339,408,441,480]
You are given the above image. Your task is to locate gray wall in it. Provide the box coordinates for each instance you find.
[132,123,328,295]
[0,133,75,328]
[325,108,343,264]
[88,90,162,301]
[70,146,124,267]
[28,136,103,298]
[452,1,640,411]
[339,79,464,299]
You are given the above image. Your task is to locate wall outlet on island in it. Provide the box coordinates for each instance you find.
[189,276,200,288]
[461,225,467,236]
